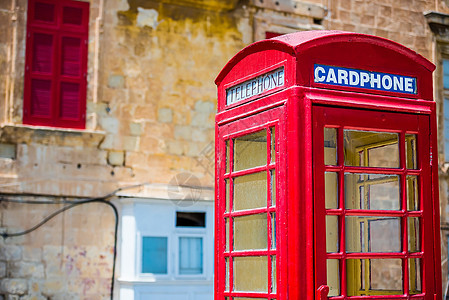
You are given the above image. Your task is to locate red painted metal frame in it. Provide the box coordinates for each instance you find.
[23,0,89,129]
[215,31,442,300]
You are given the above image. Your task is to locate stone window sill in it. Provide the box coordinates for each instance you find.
[0,124,106,147]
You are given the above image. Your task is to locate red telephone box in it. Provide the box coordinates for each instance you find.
[214,31,442,300]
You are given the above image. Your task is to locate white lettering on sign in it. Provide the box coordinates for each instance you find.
[314,64,417,94]
[226,67,285,105]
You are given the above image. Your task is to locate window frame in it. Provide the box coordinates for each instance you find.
[23,0,89,129]
[136,207,210,280]
[137,232,171,279]
[175,233,206,277]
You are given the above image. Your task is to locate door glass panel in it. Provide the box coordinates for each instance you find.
[408,217,420,252]
[345,217,401,253]
[344,131,399,168]
[234,214,267,250]
[234,130,266,171]
[271,255,276,293]
[326,215,339,252]
[225,257,229,291]
[347,259,403,296]
[271,127,276,163]
[369,259,403,291]
[325,172,338,209]
[406,134,417,169]
[271,170,276,207]
[407,175,419,211]
[233,172,267,211]
[345,174,400,210]
[226,140,230,173]
[225,179,230,212]
[271,213,276,249]
[324,127,337,165]
[225,218,229,252]
[409,258,422,294]
[234,256,268,292]
[327,259,340,296]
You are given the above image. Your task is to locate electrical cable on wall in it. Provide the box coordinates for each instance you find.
[0,184,145,300]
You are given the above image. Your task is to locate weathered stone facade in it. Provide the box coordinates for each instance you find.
[1,0,449,299]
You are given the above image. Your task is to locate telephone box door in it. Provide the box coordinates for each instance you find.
[313,106,436,299]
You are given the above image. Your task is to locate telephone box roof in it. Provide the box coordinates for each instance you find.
[215,30,435,105]
[215,30,435,85]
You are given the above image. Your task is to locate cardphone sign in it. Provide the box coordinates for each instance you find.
[314,64,417,94]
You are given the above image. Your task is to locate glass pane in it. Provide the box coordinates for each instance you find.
[344,130,399,168]
[234,256,268,292]
[33,33,53,72]
[326,215,339,253]
[345,174,400,210]
[444,59,449,89]
[179,237,203,275]
[271,213,276,249]
[325,172,338,209]
[233,172,267,211]
[234,130,267,171]
[327,259,340,296]
[271,256,276,293]
[225,179,230,212]
[345,217,401,253]
[409,258,422,294]
[225,218,229,252]
[271,170,276,207]
[408,217,420,252]
[406,134,417,169]
[407,175,419,211]
[234,214,267,250]
[142,236,168,274]
[347,259,403,296]
[270,127,276,163]
[176,212,205,227]
[324,127,337,165]
[226,140,230,173]
[225,257,229,291]
[369,259,403,291]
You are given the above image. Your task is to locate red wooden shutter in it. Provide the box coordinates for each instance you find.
[24,0,89,129]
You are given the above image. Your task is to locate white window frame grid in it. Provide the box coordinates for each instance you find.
[136,232,172,280]
[132,201,213,281]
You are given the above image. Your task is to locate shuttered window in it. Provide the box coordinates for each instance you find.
[23,0,89,129]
